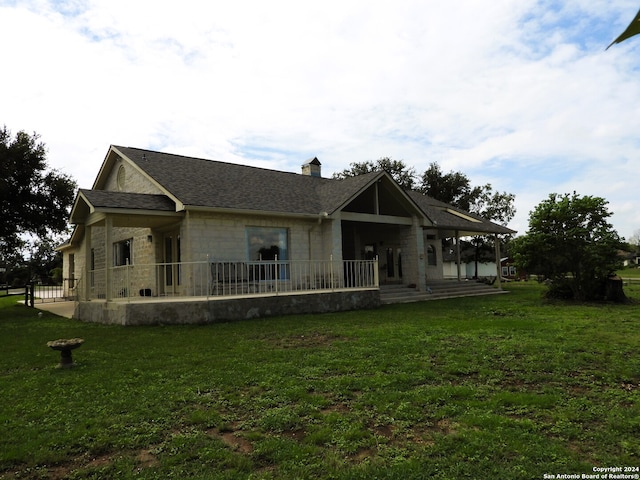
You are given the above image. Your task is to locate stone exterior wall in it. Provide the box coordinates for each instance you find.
[184,211,330,262]
[424,229,444,281]
[74,289,381,325]
[399,217,426,290]
[104,157,164,194]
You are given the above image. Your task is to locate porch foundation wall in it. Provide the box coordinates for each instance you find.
[74,290,381,326]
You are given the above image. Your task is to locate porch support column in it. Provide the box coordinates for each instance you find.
[82,224,92,301]
[455,230,461,282]
[329,212,342,262]
[105,216,113,301]
[412,216,426,291]
[494,234,502,290]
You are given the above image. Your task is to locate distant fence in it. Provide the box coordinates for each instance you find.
[1,279,77,306]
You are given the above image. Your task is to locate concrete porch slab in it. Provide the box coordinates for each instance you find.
[35,301,76,319]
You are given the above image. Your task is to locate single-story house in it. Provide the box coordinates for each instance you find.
[622,253,640,268]
[59,146,515,325]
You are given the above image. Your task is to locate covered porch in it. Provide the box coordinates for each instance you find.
[68,189,382,324]
[74,256,380,325]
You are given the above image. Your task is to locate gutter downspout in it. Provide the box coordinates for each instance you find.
[494,234,502,290]
[309,212,329,260]
[455,230,461,282]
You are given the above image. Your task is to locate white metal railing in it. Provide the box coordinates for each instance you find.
[85,258,378,301]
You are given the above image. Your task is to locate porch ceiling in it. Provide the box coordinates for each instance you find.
[340,211,415,225]
[339,174,428,226]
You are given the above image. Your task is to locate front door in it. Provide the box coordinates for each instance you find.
[382,246,402,284]
[386,248,395,278]
[162,233,181,295]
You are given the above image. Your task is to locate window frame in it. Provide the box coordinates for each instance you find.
[113,238,133,266]
[245,227,289,262]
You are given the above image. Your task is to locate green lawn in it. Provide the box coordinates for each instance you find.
[619,267,640,279]
[2,283,639,479]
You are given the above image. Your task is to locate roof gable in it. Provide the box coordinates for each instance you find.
[339,172,425,218]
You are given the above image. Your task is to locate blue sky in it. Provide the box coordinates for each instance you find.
[1,0,639,240]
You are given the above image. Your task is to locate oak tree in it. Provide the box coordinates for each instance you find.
[512,193,624,301]
[0,127,76,266]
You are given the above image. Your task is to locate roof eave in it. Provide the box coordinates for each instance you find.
[436,225,516,236]
[184,204,328,220]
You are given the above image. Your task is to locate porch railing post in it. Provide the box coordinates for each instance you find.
[374,256,379,287]
[206,255,210,300]
[330,255,334,291]
[275,255,279,294]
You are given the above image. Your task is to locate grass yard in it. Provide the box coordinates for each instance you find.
[620,267,640,279]
[1,282,639,479]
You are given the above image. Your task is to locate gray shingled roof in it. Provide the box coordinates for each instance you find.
[101,146,514,235]
[80,189,176,211]
[407,190,515,235]
[115,146,379,216]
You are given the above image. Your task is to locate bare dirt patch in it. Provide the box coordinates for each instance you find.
[135,449,159,469]
[621,382,640,392]
[208,427,254,454]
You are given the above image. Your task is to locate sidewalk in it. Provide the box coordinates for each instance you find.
[35,301,75,319]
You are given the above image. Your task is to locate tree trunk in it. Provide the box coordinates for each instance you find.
[605,276,627,303]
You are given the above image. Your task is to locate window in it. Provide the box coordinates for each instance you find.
[426,244,437,266]
[117,165,126,191]
[113,239,132,266]
[68,254,75,288]
[364,245,376,260]
[246,227,288,261]
[90,249,95,287]
[246,227,289,280]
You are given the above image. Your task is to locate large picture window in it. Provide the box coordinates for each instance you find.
[246,227,288,261]
[246,227,289,280]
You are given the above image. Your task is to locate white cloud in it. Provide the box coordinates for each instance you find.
[1,0,639,239]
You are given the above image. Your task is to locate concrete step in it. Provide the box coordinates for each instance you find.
[379,280,508,304]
